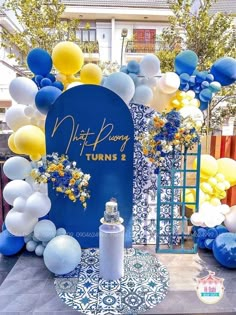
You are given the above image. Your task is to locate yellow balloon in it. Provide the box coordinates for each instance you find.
[217,158,236,187]
[8,133,23,154]
[14,125,45,158]
[52,41,84,75]
[193,155,218,179]
[185,90,195,100]
[209,197,221,206]
[208,177,218,187]
[215,173,225,182]
[190,98,200,107]
[184,188,205,210]
[200,182,213,194]
[80,63,103,85]
[176,90,186,100]
[214,182,226,193]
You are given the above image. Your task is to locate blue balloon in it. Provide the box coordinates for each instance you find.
[0,229,24,256]
[40,78,52,88]
[201,80,210,89]
[197,238,206,249]
[27,48,52,76]
[174,50,198,75]
[179,83,190,91]
[197,227,208,240]
[204,238,214,250]
[207,228,218,239]
[199,101,209,111]
[35,75,44,85]
[206,73,214,82]
[195,71,208,83]
[209,81,221,93]
[128,73,138,85]
[189,75,196,86]
[46,73,56,83]
[2,222,6,231]
[199,88,212,102]
[127,60,140,74]
[52,81,64,91]
[215,225,228,235]
[35,86,62,114]
[120,65,128,74]
[210,57,236,86]
[180,73,190,84]
[193,84,201,94]
[213,233,236,268]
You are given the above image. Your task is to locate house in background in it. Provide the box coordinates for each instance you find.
[0,0,235,123]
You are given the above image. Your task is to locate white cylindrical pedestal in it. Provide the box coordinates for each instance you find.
[99,224,124,281]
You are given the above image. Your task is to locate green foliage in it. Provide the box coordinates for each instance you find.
[1,0,80,64]
[159,0,235,71]
[156,50,179,72]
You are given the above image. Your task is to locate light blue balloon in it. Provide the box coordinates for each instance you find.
[43,235,81,275]
[34,220,56,242]
[56,228,67,236]
[140,54,160,78]
[32,235,40,243]
[104,72,135,104]
[26,240,38,252]
[140,77,157,88]
[24,233,33,243]
[35,244,45,256]
[120,65,128,73]
[128,73,138,85]
[133,85,153,105]
[209,81,221,92]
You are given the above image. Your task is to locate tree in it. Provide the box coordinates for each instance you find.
[157,0,235,72]
[1,0,80,64]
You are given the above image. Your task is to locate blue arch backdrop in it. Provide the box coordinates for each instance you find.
[45,85,134,248]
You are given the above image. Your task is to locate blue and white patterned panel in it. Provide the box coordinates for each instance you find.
[129,103,180,245]
[55,248,169,315]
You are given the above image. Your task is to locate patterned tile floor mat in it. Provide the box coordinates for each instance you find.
[55,248,169,315]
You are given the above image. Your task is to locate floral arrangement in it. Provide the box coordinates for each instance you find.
[31,153,91,208]
[140,110,201,173]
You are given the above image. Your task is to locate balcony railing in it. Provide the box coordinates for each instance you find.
[125,40,170,54]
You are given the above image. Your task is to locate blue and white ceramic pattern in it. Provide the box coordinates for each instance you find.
[55,248,169,314]
[129,103,180,245]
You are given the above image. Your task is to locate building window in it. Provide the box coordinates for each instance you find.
[131,29,156,53]
[76,29,96,42]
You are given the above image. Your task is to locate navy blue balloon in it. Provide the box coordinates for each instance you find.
[127,60,140,74]
[27,48,52,76]
[35,86,62,115]
[193,85,201,94]
[210,57,236,86]
[213,233,236,268]
[189,75,196,86]
[174,50,198,75]
[1,222,6,232]
[52,81,64,91]
[199,88,212,102]
[46,73,56,83]
[0,229,25,256]
[40,78,52,88]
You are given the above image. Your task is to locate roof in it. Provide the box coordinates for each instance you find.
[62,0,169,9]
[62,0,236,14]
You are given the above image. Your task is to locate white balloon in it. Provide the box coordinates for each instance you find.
[5,105,31,131]
[13,197,27,212]
[140,54,160,78]
[149,84,175,112]
[179,106,204,124]
[25,192,51,218]
[224,205,236,232]
[190,212,204,226]
[9,77,38,105]
[158,72,180,94]
[24,105,35,118]
[3,156,32,180]
[25,177,48,195]
[5,209,38,236]
[217,204,230,215]
[3,180,33,205]
[67,82,83,89]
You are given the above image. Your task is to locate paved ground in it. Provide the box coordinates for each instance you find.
[0,246,235,314]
